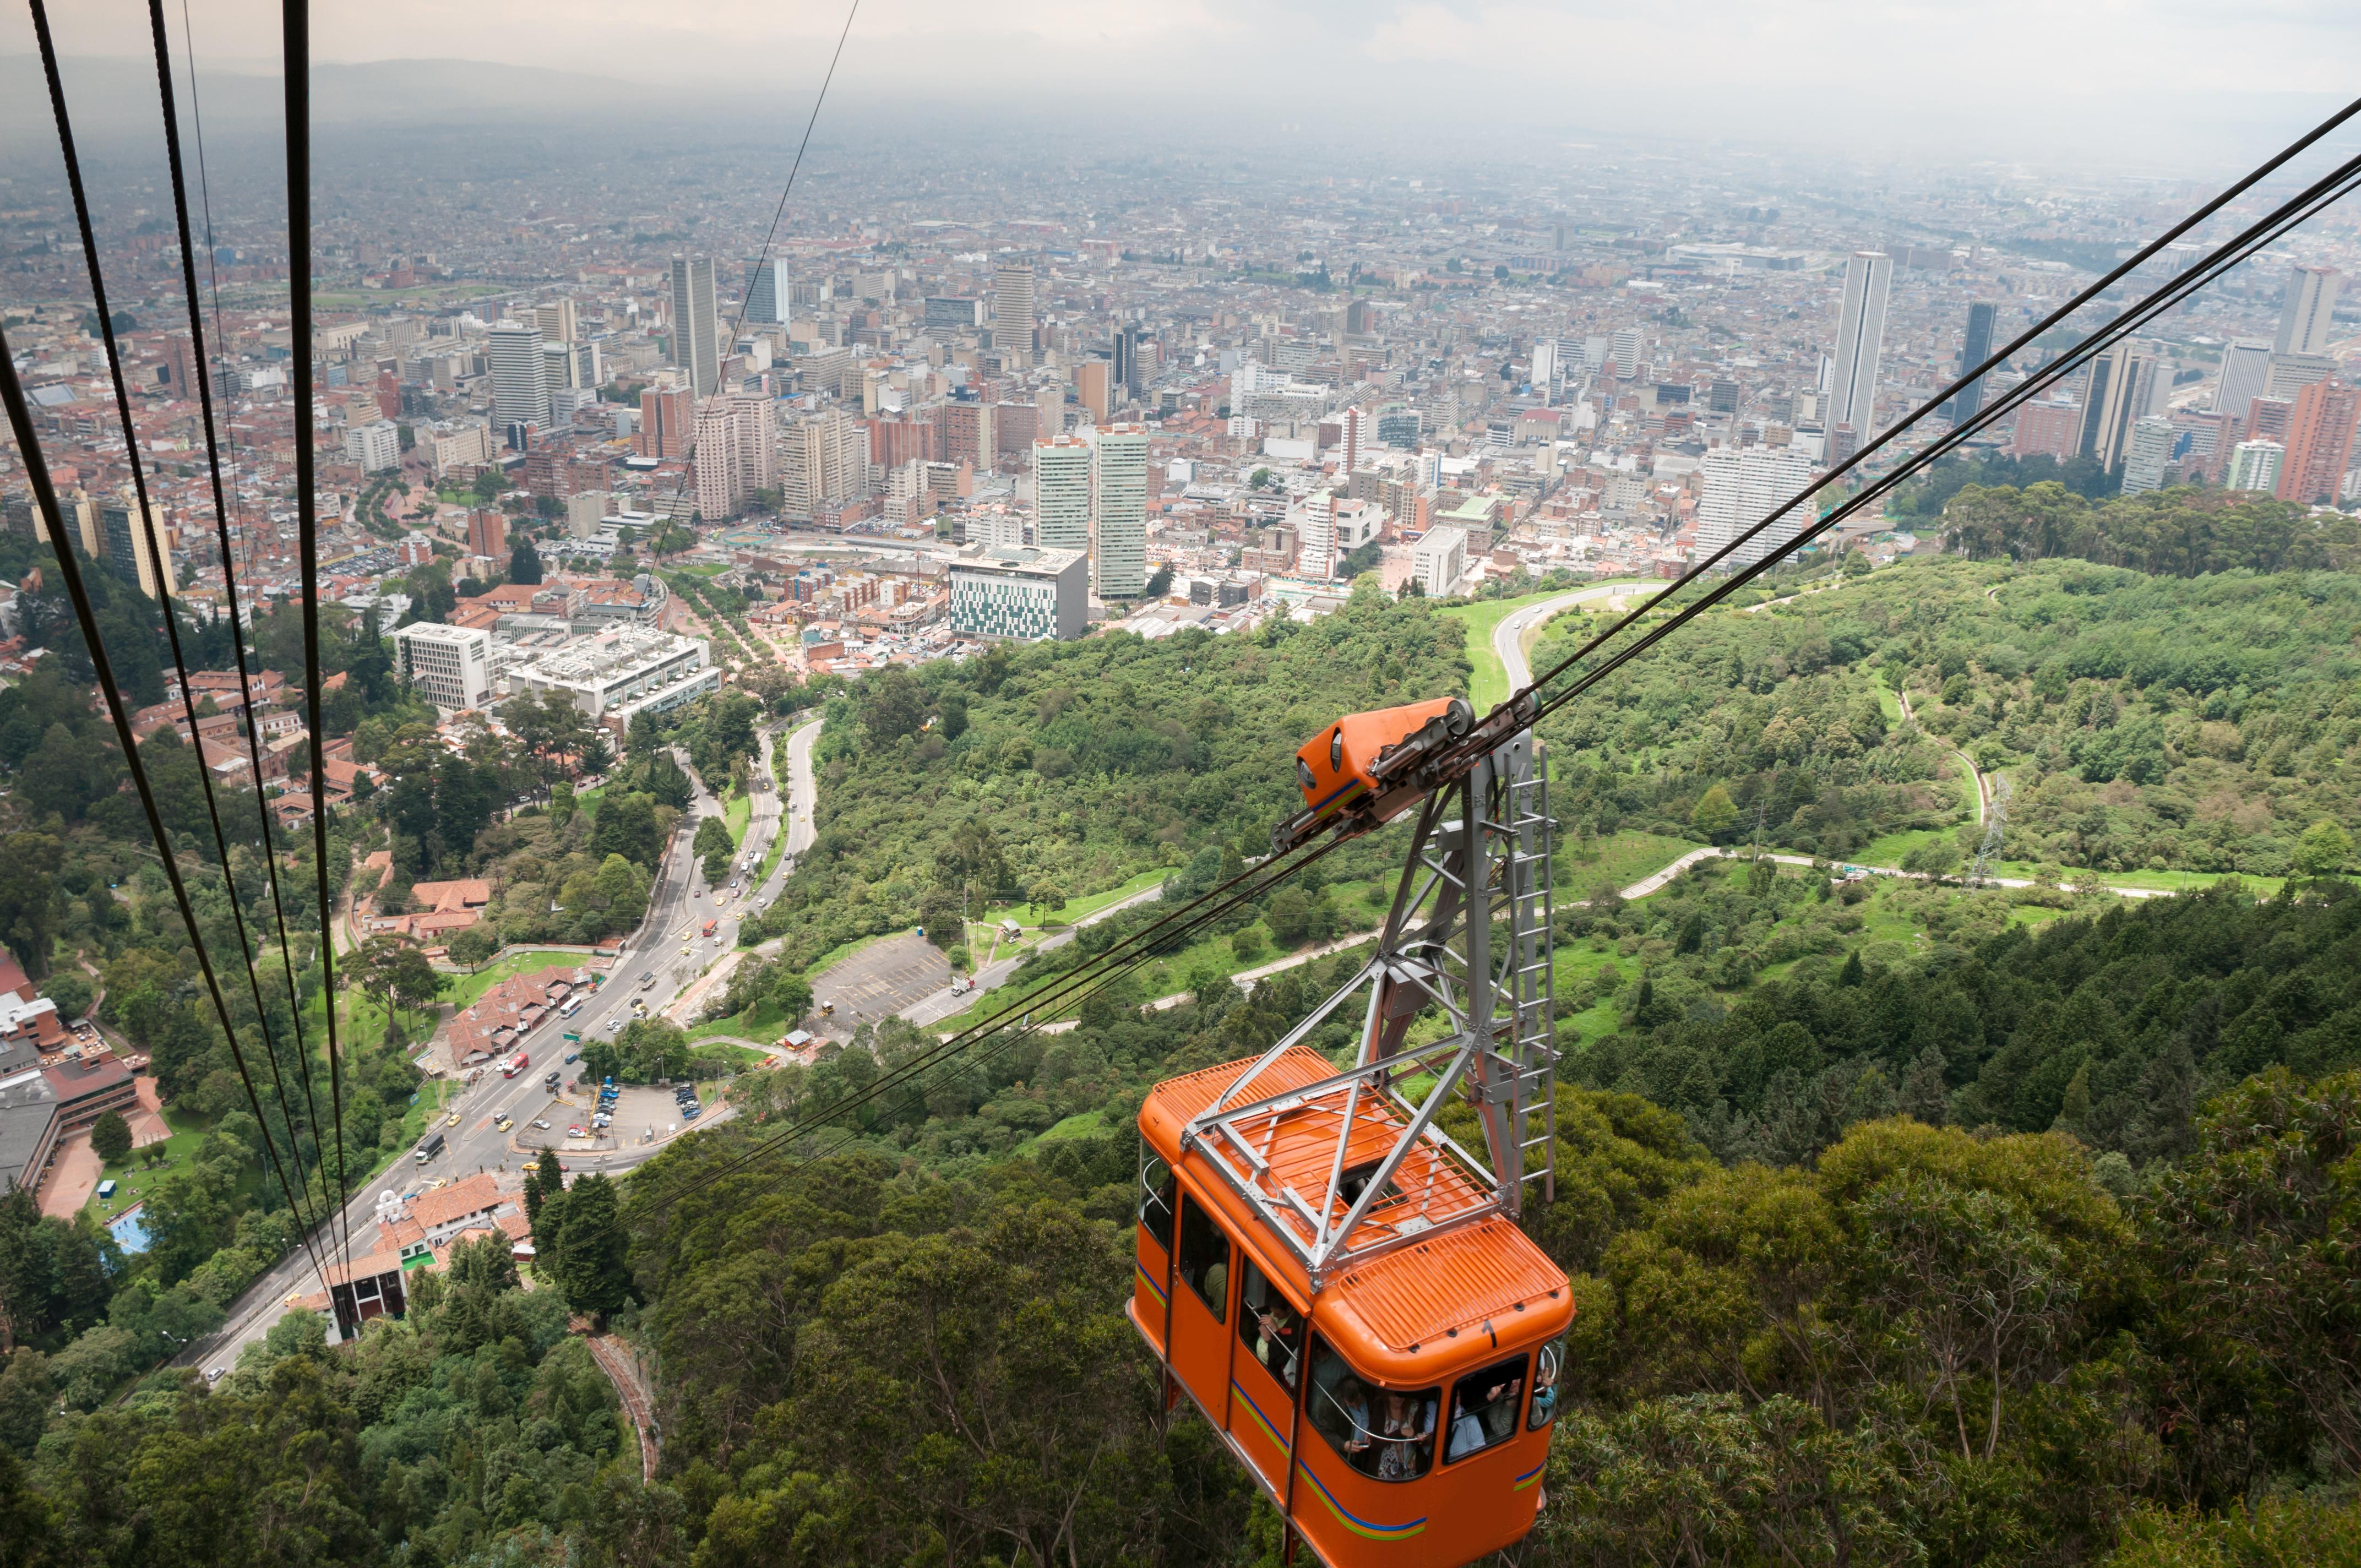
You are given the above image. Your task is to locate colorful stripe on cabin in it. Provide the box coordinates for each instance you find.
[1135,1261,1168,1305]
[1230,1380,1292,1454]
[1293,1461,1427,1541]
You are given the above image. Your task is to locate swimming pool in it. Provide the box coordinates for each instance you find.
[107,1202,149,1254]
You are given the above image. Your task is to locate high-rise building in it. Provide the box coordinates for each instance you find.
[2080,340,2163,471]
[1033,435,1094,554]
[638,386,693,459]
[743,258,788,327]
[1827,252,1892,440]
[1696,445,1817,570]
[1090,423,1149,599]
[992,260,1036,356]
[99,499,175,599]
[692,401,747,521]
[2274,379,2359,504]
[167,331,202,398]
[732,393,776,497]
[344,418,401,473]
[2213,339,2273,416]
[1944,301,1998,426]
[2121,415,2177,494]
[1073,360,1111,427]
[488,320,549,434]
[1409,525,1466,597]
[535,299,578,344]
[937,401,995,472]
[2227,439,2284,493]
[1338,404,1367,477]
[949,546,1087,641]
[1608,328,1642,380]
[2010,399,2083,461]
[465,508,508,560]
[780,410,865,521]
[668,256,720,395]
[2273,265,2342,357]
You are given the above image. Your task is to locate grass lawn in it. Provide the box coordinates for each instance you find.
[1440,585,1649,712]
[88,1102,214,1211]
[449,950,592,1009]
[1852,826,1954,870]
[1558,829,1704,896]
[1033,868,1166,928]
[692,997,794,1043]
[1868,669,1905,723]
[692,1041,768,1069]
[723,791,750,848]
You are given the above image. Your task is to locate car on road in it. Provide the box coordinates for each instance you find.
[565,1048,581,1060]
[444,1110,460,1126]
[494,1115,513,1132]
[206,1367,225,1382]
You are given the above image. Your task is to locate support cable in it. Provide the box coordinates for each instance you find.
[0,324,335,1294]
[282,0,362,1293]
[29,0,338,1253]
[640,830,1353,1212]
[146,0,325,1145]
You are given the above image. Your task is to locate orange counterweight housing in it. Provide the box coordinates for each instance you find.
[1131,1047,1574,1568]
[1292,696,1472,835]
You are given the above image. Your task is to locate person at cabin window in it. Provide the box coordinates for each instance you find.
[1375,1391,1436,1482]
[1238,1262,1303,1391]
[1445,1357,1526,1462]
[1334,1377,1375,1468]
[1527,1341,1562,1430]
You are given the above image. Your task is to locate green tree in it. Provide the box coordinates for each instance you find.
[553,1172,630,1322]
[1690,783,1738,840]
[88,1112,131,1165]
[693,814,735,883]
[2292,818,2353,879]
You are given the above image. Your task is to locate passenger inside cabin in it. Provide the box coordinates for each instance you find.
[1375,1391,1437,1481]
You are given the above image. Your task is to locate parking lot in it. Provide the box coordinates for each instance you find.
[810,933,950,1037]
[511,1082,717,1153]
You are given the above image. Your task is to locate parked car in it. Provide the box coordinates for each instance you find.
[531,1118,551,1130]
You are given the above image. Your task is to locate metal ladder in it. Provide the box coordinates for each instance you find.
[1481,756,1557,1204]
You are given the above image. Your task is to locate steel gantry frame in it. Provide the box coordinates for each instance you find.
[1180,731,1557,1290]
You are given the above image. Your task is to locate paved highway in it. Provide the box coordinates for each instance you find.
[178,721,808,1374]
[1490,581,1651,694]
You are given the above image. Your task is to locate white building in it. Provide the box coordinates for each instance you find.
[1091,422,1150,599]
[428,420,496,477]
[487,321,548,436]
[668,255,720,396]
[1410,526,1467,597]
[1827,252,1892,441]
[2213,339,2273,418]
[992,260,1036,353]
[2275,264,2342,357]
[505,629,718,725]
[2227,439,2284,493]
[565,491,608,539]
[393,622,494,711]
[2120,415,2177,495]
[1034,435,1093,554]
[950,546,1087,641]
[1696,445,1818,570]
[344,418,400,474]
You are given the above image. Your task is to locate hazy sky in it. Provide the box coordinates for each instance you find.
[8,0,2360,168]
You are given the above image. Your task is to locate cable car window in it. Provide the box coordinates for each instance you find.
[1306,1335,1435,1482]
[1528,1340,1562,1430]
[1444,1353,1529,1463]
[1235,1260,1303,1393]
[1330,728,1344,769]
[1138,1153,1176,1254]
[1176,1197,1230,1321]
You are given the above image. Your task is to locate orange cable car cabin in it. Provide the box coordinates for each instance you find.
[1132,697,1570,1568]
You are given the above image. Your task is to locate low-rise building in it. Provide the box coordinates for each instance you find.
[504,628,717,726]
[948,546,1088,642]
[394,622,496,710]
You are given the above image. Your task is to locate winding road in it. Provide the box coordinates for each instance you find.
[1490,582,1651,695]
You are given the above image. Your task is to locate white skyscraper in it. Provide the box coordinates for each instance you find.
[2213,339,2274,418]
[1696,445,1818,570]
[993,260,1037,355]
[2227,439,2284,493]
[2274,265,2342,357]
[1033,435,1094,554]
[1827,252,1892,442]
[1530,339,1558,404]
[487,320,549,434]
[1090,423,1150,599]
[744,258,787,327]
[2120,415,2176,495]
[668,255,720,396]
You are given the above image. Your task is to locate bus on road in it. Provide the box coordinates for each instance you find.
[503,1050,530,1078]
